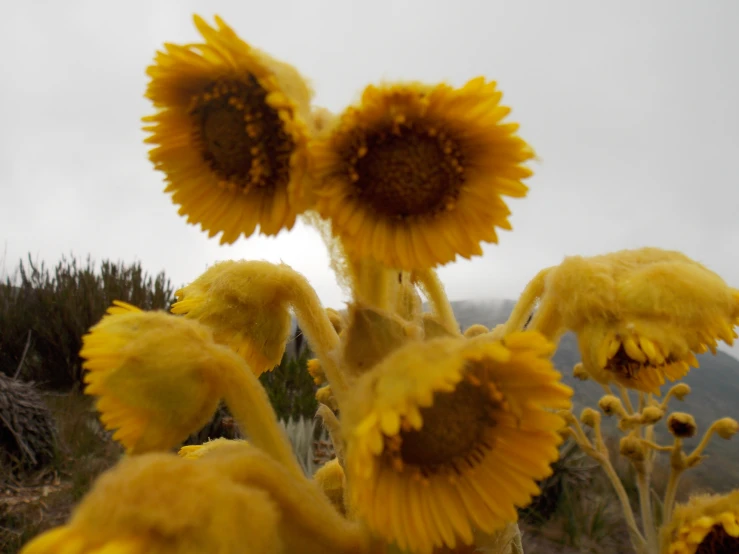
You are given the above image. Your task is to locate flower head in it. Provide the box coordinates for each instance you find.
[668,413,698,439]
[311,80,533,270]
[342,332,571,553]
[313,458,346,515]
[661,490,739,554]
[178,438,250,460]
[143,15,314,244]
[171,260,294,375]
[21,453,283,554]
[522,248,739,394]
[81,305,234,454]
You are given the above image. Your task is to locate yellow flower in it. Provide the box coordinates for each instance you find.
[81,306,232,454]
[661,490,739,554]
[178,438,249,460]
[311,80,533,270]
[143,15,314,244]
[307,358,326,385]
[82,301,310,478]
[313,458,346,515]
[511,248,739,394]
[171,260,294,375]
[342,332,572,553]
[21,453,283,554]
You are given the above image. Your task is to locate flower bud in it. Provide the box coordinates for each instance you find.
[307,358,326,386]
[640,406,664,425]
[598,395,624,417]
[316,385,338,412]
[668,413,698,438]
[572,363,590,381]
[580,408,601,428]
[671,383,691,400]
[464,324,489,338]
[714,417,739,440]
[620,435,646,462]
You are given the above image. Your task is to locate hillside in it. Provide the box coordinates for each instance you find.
[450,299,739,492]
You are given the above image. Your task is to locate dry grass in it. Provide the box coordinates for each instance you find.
[0,393,122,553]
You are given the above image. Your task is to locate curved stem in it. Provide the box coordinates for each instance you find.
[283,268,348,396]
[212,448,373,554]
[218,351,306,480]
[316,404,345,467]
[503,267,552,335]
[413,269,460,334]
[686,420,723,465]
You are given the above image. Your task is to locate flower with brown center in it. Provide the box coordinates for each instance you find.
[310,80,534,270]
[661,491,739,554]
[342,332,572,553]
[143,15,314,244]
[505,248,739,394]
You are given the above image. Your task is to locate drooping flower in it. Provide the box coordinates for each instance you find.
[80,306,229,454]
[661,490,739,554]
[171,260,294,375]
[506,248,739,394]
[310,80,534,270]
[81,302,304,479]
[20,453,283,554]
[342,332,572,553]
[143,15,314,244]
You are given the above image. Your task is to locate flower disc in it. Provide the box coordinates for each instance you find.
[342,333,572,553]
[143,15,314,243]
[311,80,534,270]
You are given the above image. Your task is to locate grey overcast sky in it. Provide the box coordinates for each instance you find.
[2,1,738,352]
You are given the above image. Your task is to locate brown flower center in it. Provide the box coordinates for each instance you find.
[605,345,676,380]
[668,418,697,438]
[384,376,501,477]
[696,524,739,554]
[189,76,294,191]
[348,123,465,219]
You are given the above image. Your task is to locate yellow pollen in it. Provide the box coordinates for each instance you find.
[189,75,294,191]
[346,123,465,219]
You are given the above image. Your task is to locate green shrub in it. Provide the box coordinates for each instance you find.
[259,328,318,422]
[0,255,174,389]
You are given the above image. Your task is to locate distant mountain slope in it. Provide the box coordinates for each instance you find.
[451,299,739,492]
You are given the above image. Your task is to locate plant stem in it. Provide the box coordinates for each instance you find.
[284,268,348,396]
[413,269,460,334]
[663,438,684,526]
[618,384,635,415]
[637,471,658,553]
[219,352,306,480]
[598,455,648,552]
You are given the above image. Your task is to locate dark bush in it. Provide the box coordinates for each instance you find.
[0,255,174,389]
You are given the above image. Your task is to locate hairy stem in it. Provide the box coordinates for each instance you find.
[213,448,374,554]
[637,470,658,553]
[283,268,348,396]
[218,351,306,480]
[413,269,460,334]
